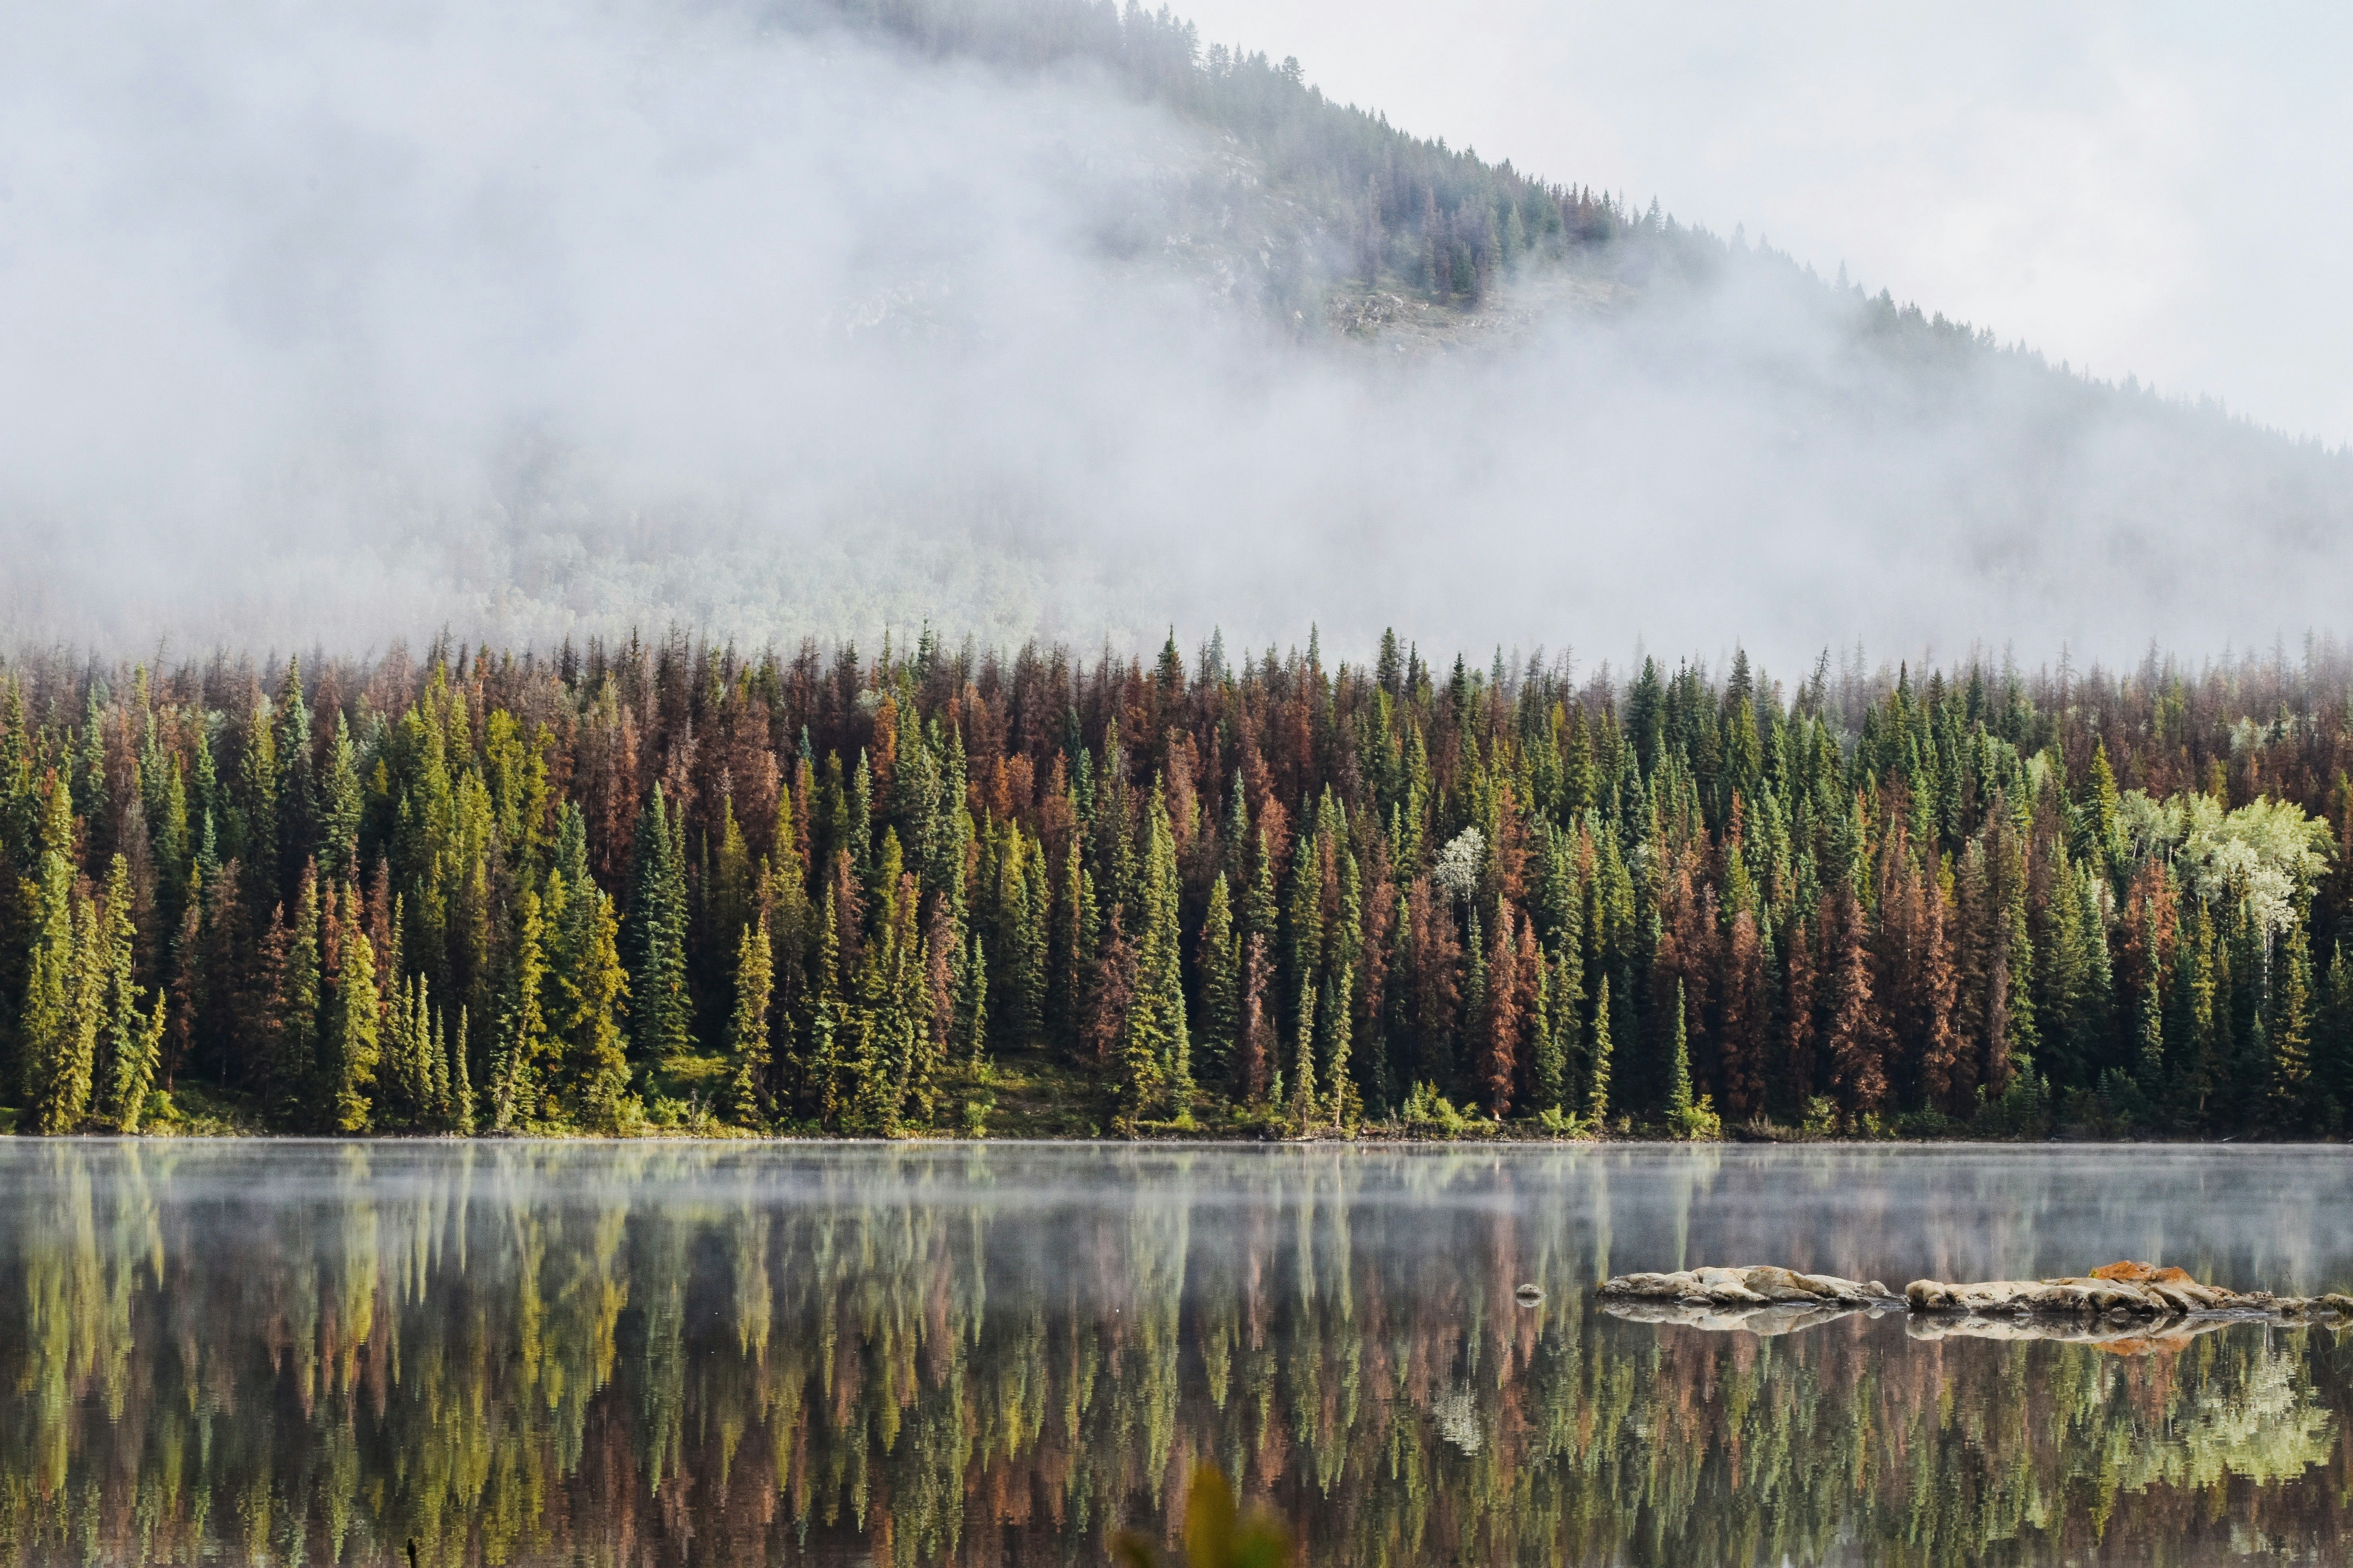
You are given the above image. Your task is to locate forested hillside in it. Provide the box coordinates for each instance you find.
[804,0,2071,364]
[4,633,2351,1140]
[819,0,1640,318]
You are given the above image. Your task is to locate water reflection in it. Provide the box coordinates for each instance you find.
[2,1142,2350,1566]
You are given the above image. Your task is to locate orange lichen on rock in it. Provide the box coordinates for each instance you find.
[2089,1261,2194,1284]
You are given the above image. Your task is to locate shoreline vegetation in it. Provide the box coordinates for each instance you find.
[6,631,2353,1145]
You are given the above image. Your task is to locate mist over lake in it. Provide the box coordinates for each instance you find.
[5,1140,2351,1566]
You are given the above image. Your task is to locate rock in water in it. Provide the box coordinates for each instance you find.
[1597,1265,1895,1307]
[1602,1259,2353,1332]
[1905,1260,2353,1320]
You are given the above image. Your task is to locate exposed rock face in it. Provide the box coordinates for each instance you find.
[1906,1259,2353,1320]
[1597,1265,1896,1308]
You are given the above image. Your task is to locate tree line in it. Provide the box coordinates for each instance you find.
[5,630,2353,1139]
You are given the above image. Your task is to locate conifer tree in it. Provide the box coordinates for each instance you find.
[30,892,104,1135]
[1664,981,1696,1133]
[1531,955,1565,1111]
[992,828,1039,1045]
[1015,841,1049,1043]
[325,920,381,1132]
[2271,921,2315,1129]
[266,865,321,1122]
[1197,873,1239,1086]
[729,914,775,1125]
[956,928,989,1065]
[1237,933,1274,1106]
[1826,890,1886,1120]
[319,712,362,866]
[449,1006,476,1133]
[1586,976,1613,1124]
[502,887,551,1124]
[2135,901,2166,1098]
[552,870,632,1131]
[19,780,81,1130]
[1320,964,1353,1126]
[1049,840,1097,1060]
[1121,795,1190,1119]
[272,660,313,897]
[627,786,692,1063]
[1481,898,1520,1118]
[712,796,753,959]
[848,752,875,892]
[235,701,277,900]
[95,854,164,1131]
[1245,825,1279,946]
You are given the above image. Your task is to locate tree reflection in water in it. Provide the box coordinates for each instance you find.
[1,1141,2349,1567]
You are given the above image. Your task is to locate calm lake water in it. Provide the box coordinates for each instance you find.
[4,1140,2353,1566]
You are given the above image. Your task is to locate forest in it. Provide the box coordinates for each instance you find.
[3,629,2351,1141]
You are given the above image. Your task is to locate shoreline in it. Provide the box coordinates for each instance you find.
[3,1127,2341,1149]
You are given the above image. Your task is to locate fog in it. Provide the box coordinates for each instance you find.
[3,0,2345,670]
[12,1138,2353,1294]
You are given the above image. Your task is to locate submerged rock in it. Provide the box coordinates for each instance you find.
[1601,1298,1893,1337]
[1902,1313,2252,1354]
[1596,1265,1896,1308]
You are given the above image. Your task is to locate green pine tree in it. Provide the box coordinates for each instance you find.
[326,921,382,1133]
[1665,982,1695,1130]
[94,855,164,1132]
[1197,873,1239,1087]
[503,886,552,1124]
[22,781,94,1134]
[729,913,775,1126]
[2271,921,2316,1130]
[1586,976,1613,1125]
[1119,795,1190,1124]
[626,786,692,1064]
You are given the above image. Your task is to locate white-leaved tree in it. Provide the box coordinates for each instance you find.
[2118,790,2332,950]
[1433,827,1485,903]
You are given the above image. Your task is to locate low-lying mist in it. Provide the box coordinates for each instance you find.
[4,0,2345,669]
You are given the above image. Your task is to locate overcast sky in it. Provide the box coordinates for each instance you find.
[1180,0,2351,446]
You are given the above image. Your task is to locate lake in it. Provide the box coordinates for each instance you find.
[3,1140,2350,1566]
